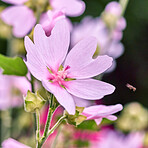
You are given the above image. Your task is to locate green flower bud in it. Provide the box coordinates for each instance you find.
[24,90,46,113]
[116,102,148,132]
[64,107,87,126]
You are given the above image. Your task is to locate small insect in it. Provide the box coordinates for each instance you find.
[126,83,136,92]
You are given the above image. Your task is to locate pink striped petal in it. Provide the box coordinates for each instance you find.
[72,95,93,107]
[1,6,36,37]
[25,36,49,81]
[50,0,85,17]
[83,104,123,120]
[42,80,75,115]
[40,10,66,36]
[33,20,70,72]
[66,79,115,100]
[65,37,113,79]
[2,0,28,5]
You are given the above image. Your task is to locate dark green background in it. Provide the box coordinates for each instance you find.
[0,0,148,107]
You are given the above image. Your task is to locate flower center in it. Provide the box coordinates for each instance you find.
[48,66,72,87]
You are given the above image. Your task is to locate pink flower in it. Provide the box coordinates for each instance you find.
[0,69,30,110]
[2,138,31,148]
[82,104,123,125]
[49,0,85,17]
[1,0,85,37]
[93,130,144,148]
[1,0,36,37]
[25,20,115,115]
[40,10,72,37]
[71,16,124,72]
[104,1,126,40]
[105,2,122,17]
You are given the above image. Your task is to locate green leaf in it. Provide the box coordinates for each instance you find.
[0,54,28,76]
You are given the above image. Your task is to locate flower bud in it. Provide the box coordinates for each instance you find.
[64,107,87,126]
[24,90,46,113]
[116,102,148,132]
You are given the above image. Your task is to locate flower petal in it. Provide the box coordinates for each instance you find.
[84,104,123,120]
[25,36,49,81]
[65,37,113,79]
[94,118,102,125]
[50,0,85,17]
[1,6,36,37]
[107,42,124,59]
[106,115,117,121]
[66,79,115,100]
[40,10,66,36]
[2,0,28,5]
[33,19,70,71]
[72,95,93,107]
[42,80,75,115]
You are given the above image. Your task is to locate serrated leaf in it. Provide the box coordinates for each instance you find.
[0,54,28,76]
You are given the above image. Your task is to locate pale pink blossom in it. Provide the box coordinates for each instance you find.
[40,10,72,37]
[0,69,30,110]
[104,1,126,40]
[105,1,122,17]
[92,130,144,148]
[25,20,115,115]
[1,0,85,37]
[71,16,124,72]
[1,0,36,38]
[2,138,31,148]
[82,104,123,125]
[49,0,85,17]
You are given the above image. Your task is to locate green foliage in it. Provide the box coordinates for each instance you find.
[74,140,89,147]
[77,120,98,131]
[0,54,28,76]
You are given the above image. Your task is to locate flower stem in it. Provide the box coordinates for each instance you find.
[47,116,66,138]
[39,116,66,147]
[119,0,129,15]
[36,109,40,147]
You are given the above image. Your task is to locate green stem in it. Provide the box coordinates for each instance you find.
[39,116,66,147]
[36,109,40,147]
[119,0,129,16]
[47,116,66,138]
[39,94,54,147]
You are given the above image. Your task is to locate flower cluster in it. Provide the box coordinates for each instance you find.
[1,0,85,37]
